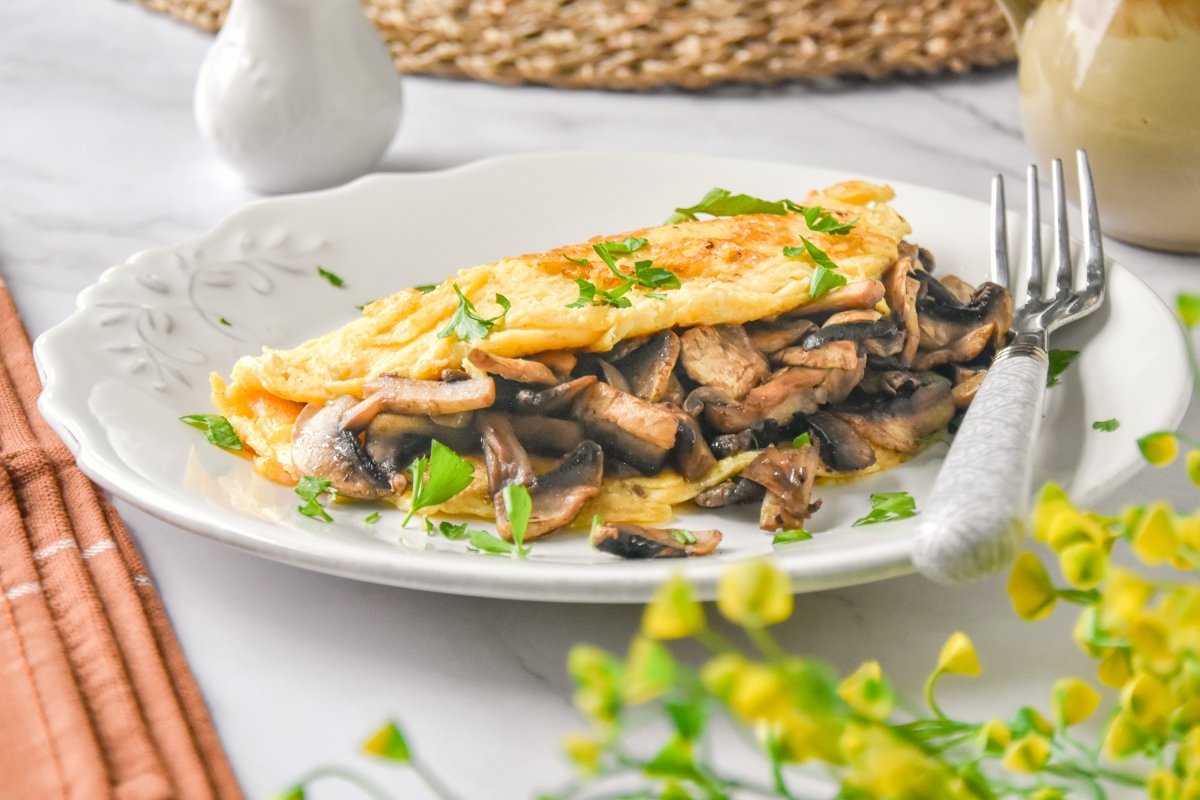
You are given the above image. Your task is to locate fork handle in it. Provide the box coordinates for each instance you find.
[911,333,1049,584]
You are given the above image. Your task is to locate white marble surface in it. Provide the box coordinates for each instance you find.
[2,0,1197,798]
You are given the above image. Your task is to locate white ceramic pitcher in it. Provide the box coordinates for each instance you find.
[194,0,403,194]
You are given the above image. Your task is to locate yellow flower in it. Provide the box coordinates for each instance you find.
[728,662,791,722]
[1032,482,1074,543]
[1139,431,1180,467]
[1046,509,1108,552]
[642,574,705,640]
[1122,672,1173,731]
[936,632,982,676]
[1188,449,1200,486]
[1097,648,1133,689]
[837,661,895,721]
[700,653,746,700]
[1007,552,1057,621]
[1059,541,1108,589]
[1102,710,1146,758]
[622,636,675,705]
[1002,734,1050,773]
[1030,789,1067,800]
[1172,698,1200,737]
[567,645,622,726]
[976,719,1012,755]
[1184,777,1200,800]
[1051,677,1101,727]
[1132,503,1178,565]
[1179,514,1200,552]
[716,560,793,628]
[1101,568,1154,625]
[1147,768,1180,800]
[1128,613,1173,664]
[562,732,602,775]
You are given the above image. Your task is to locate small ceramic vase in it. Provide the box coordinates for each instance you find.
[999,0,1200,253]
[194,0,403,194]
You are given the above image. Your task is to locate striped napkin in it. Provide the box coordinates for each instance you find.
[0,281,242,799]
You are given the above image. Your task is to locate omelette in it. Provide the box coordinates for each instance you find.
[211,180,1012,555]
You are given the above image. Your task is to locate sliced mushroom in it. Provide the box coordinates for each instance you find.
[507,415,586,455]
[940,274,976,305]
[662,375,686,407]
[429,411,475,428]
[572,382,678,473]
[467,349,557,385]
[292,396,396,499]
[528,350,577,380]
[883,257,921,365]
[363,413,479,458]
[440,368,471,382]
[691,368,825,434]
[591,522,722,559]
[345,375,496,429]
[745,317,817,354]
[513,375,597,415]
[596,359,632,394]
[741,443,821,532]
[606,335,649,361]
[709,429,759,460]
[479,412,535,495]
[833,374,956,453]
[804,411,877,472]
[857,369,923,397]
[798,317,899,352]
[497,441,604,541]
[951,367,986,408]
[913,278,1013,369]
[614,330,680,403]
[666,407,718,481]
[775,340,858,370]
[693,478,765,508]
[679,324,769,399]
[782,280,885,317]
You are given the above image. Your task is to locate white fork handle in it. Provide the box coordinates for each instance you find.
[912,340,1049,584]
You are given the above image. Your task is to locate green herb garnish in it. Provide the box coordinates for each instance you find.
[634,260,681,291]
[295,475,334,522]
[363,512,381,524]
[503,483,533,558]
[179,414,243,451]
[602,237,649,255]
[666,188,795,224]
[1092,419,1119,432]
[415,284,437,294]
[316,266,345,287]
[793,432,812,448]
[784,236,840,271]
[1178,292,1200,328]
[566,277,632,309]
[1046,349,1081,388]
[808,266,848,299]
[566,256,592,266]
[852,491,918,527]
[773,529,813,545]
[404,440,475,525]
[217,316,231,326]
[800,206,857,236]
[669,529,697,545]
[438,283,510,341]
[468,529,515,555]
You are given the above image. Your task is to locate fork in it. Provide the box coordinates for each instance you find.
[911,150,1106,584]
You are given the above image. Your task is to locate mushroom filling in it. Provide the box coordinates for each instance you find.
[290,244,1013,552]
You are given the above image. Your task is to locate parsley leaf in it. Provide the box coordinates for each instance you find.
[217,316,231,326]
[669,529,697,545]
[603,236,649,255]
[783,236,839,271]
[567,278,598,308]
[438,284,510,341]
[295,475,334,522]
[415,284,437,294]
[179,414,243,451]
[793,432,812,448]
[773,529,813,545]
[1179,293,1200,328]
[852,491,918,527]
[634,260,681,290]
[468,529,515,555]
[565,277,634,309]
[1046,349,1080,387]
[566,256,592,266]
[363,512,381,524]
[404,440,475,526]
[1092,418,1119,432]
[316,266,345,287]
[808,266,848,299]
[425,518,473,540]
[666,188,794,224]
[592,242,624,276]
[801,206,857,235]
[502,483,533,557]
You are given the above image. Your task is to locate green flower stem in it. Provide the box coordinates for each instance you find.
[291,765,395,800]
[1043,762,1147,789]
[922,669,948,720]
[745,625,786,663]
[410,757,461,800]
[695,627,740,655]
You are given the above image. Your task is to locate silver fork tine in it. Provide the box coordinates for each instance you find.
[1051,159,1072,297]
[1078,149,1105,295]
[991,175,1009,289]
[1024,164,1043,303]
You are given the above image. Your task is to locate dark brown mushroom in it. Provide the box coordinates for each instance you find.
[596,359,632,394]
[857,369,923,397]
[693,478,765,508]
[782,280,886,317]
[507,415,586,455]
[591,522,721,559]
[939,275,976,305]
[745,318,817,354]
[666,407,718,481]
[690,368,825,433]
[679,324,769,399]
[833,373,956,453]
[496,441,604,542]
[613,330,680,403]
[912,278,1013,369]
[292,396,397,500]
[467,349,557,385]
[572,382,679,474]
[741,443,822,531]
[344,375,496,430]
[479,412,535,495]
[804,411,877,472]
[362,413,478,461]
[513,375,597,415]
[798,315,899,352]
[883,257,922,365]
[709,429,759,459]
[662,375,686,407]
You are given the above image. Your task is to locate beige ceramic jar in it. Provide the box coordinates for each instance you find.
[1001,0,1200,253]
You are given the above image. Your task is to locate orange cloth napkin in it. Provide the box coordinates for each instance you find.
[0,282,242,799]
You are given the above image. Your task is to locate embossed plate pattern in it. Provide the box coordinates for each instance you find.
[34,153,1192,602]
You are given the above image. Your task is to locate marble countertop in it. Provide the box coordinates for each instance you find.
[3,0,1197,797]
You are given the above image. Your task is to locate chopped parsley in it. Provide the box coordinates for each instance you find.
[295,475,334,522]
[808,266,848,299]
[502,483,533,557]
[800,206,857,235]
[601,236,648,255]
[415,284,437,294]
[669,529,697,545]
[404,440,475,526]
[784,237,839,271]
[567,277,632,309]
[1092,418,1119,432]
[792,432,812,448]
[566,239,677,308]
[633,260,681,290]
[772,529,813,545]
[363,512,381,524]
[1046,349,1081,387]
[425,518,472,540]
[438,283,510,341]
[852,491,918,527]
[666,188,796,224]
[179,414,243,451]
[316,266,345,287]
[217,316,231,326]
[468,529,515,555]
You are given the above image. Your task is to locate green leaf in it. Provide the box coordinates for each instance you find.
[793,432,812,448]
[273,785,306,800]
[179,414,243,451]
[1092,418,1119,432]
[642,736,699,781]
[808,266,848,299]
[666,187,794,224]
[294,475,334,523]
[363,512,381,524]
[1179,292,1200,328]
[1046,349,1080,387]
[316,266,345,287]
[361,720,411,762]
[438,520,471,540]
[468,528,515,554]
[404,440,475,525]
[566,278,597,309]
[592,242,623,276]
[217,316,231,326]
[565,255,591,266]
[801,205,857,235]
[668,528,697,545]
[1057,588,1101,605]
[633,260,681,291]
[568,276,634,309]
[773,529,813,545]
[1077,606,1130,649]
[784,236,840,271]
[852,491,918,526]
[415,284,437,293]
[502,483,533,557]
[437,284,509,341]
[665,698,708,741]
[602,236,649,254]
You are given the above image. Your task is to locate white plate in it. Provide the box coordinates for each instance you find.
[35,153,1191,602]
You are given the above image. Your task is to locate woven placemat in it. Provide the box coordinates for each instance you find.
[136,0,1016,90]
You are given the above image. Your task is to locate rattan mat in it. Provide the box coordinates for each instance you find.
[135,0,1016,90]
